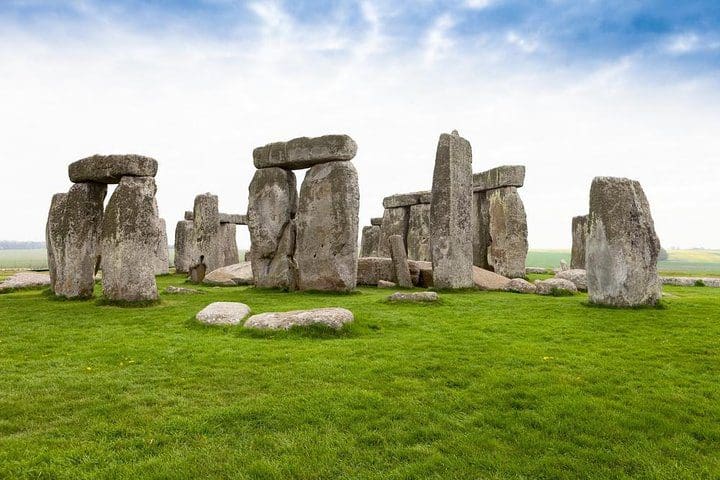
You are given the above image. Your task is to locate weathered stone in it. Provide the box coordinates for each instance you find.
[388,291,439,303]
[219,223,239,266]
[407,203,431,262]
[203,262,254,286]
[100,176,160,302]
[417,191,432,204]
[389,235,412,288]
[46,183,106,298]
[356,257,425,286]
[69,154,158,184]
[248,168,298,290]
[472,191,491,269]
[383,191,431,209]
[164,285,203,294]
[153,218,170,275]
[472,165,525,192]
[0,272,51,293]
[377,280,397,288]
[661,276,720,287]
[430,131,474,289]
[559,259,569,272]
[244,307,354,330]
[370,217,383,227]
[196,302,251,326]
[193,193,222,272]
[189,261,207,283]
[184,210,194,220]
[555,269,588,291]
[505,278,537,294]
[219,213,247,225]
[173,220,195,273]
[571,215,589,269]
[360,226,380,258]
[487,187,528,279]
[253,134,357,170]
[526,267,551,274]
[535,278,577,295]
[416,262,434,288]
[377,207,409,258]
[586,177,661,307]
[472,266,511,291]
[296,161,359,292]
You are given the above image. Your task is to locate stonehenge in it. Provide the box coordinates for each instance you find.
[368,191,432,260]
[571,215,589,269]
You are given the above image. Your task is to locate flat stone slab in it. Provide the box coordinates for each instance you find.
[253,134,357,169]
[370,217,383,226]
[378,280,397,288]
[69,154,158,184]
[383,191,431,209]
[203,262,254,286]
[661,276,720,287]
[0,272,51,292]
[219,213,248,225]
[534,278,578,295]
[196,302,251,326]
[244,307,354,330]
[472,266,511,291]
[164,286,203,294]
[388,291,439,302]
[473,165,525,192]
[555,269,588,291]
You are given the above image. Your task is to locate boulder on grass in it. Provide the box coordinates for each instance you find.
[388,292,439,303]
[505,278,536,294]
[196,302,251,326]
[0,272,51,293]
[203,262,254,286]
[555,269,588,291]
[244,307,354,330]
[535,278,577,295]
[472,266,511,291]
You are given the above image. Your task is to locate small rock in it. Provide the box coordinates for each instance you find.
[0,272,51,292]
[472,266,511,290]
[164,285,203,294]
[388,291,439,302]
[555,269,588,291]
[378,280,397,288]
[196,302,251,326]
[203,262,254,286]
[244,307,353,330]
[505,278,536,294]
[534,278,577,295]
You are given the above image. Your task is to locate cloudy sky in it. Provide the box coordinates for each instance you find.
[1,0,718,249]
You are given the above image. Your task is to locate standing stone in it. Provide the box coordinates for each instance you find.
[296,161,359,292]
[100,176,160,302]
[586,177,661,307]
[153,218,170,275]
[247,168,298,290]
[472,191,491,270]
[407,203,431,262]
[377,207,409,257]
[45,183,106,298]
[193,193,222,273]
[360,225,381,257]
[486,187,528,278]
[389,235,412,288]
[174,220,195,273]
[430,131,473,289]
[571,214,589,269]
[219,223,240,266]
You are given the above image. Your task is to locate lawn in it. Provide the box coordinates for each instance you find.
[1,275,718,479]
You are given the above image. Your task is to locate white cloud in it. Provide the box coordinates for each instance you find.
[664,32,720,55]
[505,31,540,54]
[423,13,456,64]
[464,0,495,9]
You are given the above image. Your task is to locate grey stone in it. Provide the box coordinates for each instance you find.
[388,291,439,302]
[164,285,203,294]
[534,278,578,295]
[184,210,194,221]
[69,154,158,184]
[389,235,412,288]
[0,272,51,292]
[430,131,474,289]
[473,266,511,291]
[526,267,551,274]
[383,191,431,209]
[571,215,589,269]
[407,203,431,262]
[661,277,720,287]
[377,280,397,288]
[46,183,106,298]
[356,257,425,286]
[487,187,528,279]
[370,217,383,226]
[173,220,195,273]
[244,307,354,330]
[505,278,536,294]
[473,165,525,192]
[417,191,433,204]
[555,269,587,291]
[360,225,381,257]
[100,176,160,302]
[248,168,298,290]
[377,207,409,258]
[296,161,359,292]
[219,223,240,266]
[196,302,251,326]
[472,191,491,269]
[203,262,254,286]
[153,218,170,275]
[219,213,247,225]
[586,177,661,307]
[193,193,222,272]
[253,134,357,170]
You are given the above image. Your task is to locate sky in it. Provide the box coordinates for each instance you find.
[1,0,719,249]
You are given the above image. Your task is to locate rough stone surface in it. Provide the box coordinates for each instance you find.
[164,285,203,294]
[174,220,195,273]
[555,269,588,291]
[184,210,194,221]
[388,291,439,302]
[356,257,425,286]
[430,131,474,289]
[203,262,254,286]
[296,161,359,292]
[407,203,431,262]
[247,168,298,290]
[471,190,491,269]
[154,218,170,275]
[193,193,222,272]
[100,176,160,302]
[472,266,511,291]
[389,235,413,288]
[571,215,589,269]
[526,267,551,274]
[370,217,383,227]
[47,183,107,298]
[505,278,537,294]
[219,223,240,266]
[244,307,354,330]
[196,302,251,326]
[377,207,409,258]
[383,191,431,209]
[69,154,158,184]
[360,225,381,257]
[0,272,51,292]
[473,165,525,192]
[535,278,578,295]
[253,135,357,170]
[219,213,247,225]
[487,187,528,279]
[662,276,720,287]
[586,177,661,307]
[377,280,397,288]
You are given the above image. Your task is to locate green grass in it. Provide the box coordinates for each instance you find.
[1,275,719,479]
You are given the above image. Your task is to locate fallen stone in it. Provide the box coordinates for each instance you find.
[203,262,254,286]
[487,186,528,279]
[534,278,577,295]
[661,277,720,287]
[555,269,588,291]
[164,285,203,294]
[383,191,431,209]
[244,307,354,330]
[69,154,158,184]
[360,225,381,257]
[388,291,439,303]
[377,280,397,288]
[0,272,51,292]
[472,165,525,192]
[525,267,551,274]
[472,266,511,291]
[407,203,431,262]
[196,302,251,326]
[389,235,413,288]
[505,278,536,294]
[377,207,409,258]
[253,135,357,170]
[370,217,383,227]
[174,220,195,273]
[571,215,589,269]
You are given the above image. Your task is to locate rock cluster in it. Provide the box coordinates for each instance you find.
[248,135,359,292]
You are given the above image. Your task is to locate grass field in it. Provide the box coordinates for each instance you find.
[1,275,719,479]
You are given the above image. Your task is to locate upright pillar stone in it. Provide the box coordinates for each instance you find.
[100,176,160,302]
[193,193,221,272]
[174,220,195,273]
[360,225,380,257]
[487,187,528,278]
[154,218,170,275]
[407,203,431,262]
[571,214,589,269]
[247,168,298,290]
[430,131,473,289]
[389,235,412,288]
[472,191,491,270]
[219,222,240,266]
[296,161,359,291]
[586,177,661,307]
[46,193,68,293]
[377,207,409,257]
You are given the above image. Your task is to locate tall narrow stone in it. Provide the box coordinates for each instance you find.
[193,193,221,272]
[360,225,380,257]
[407,203,431,261]
[219,222,240,266]
[377,207,409,257]
[487,187,528,279]
[46,193,67,292]
[100,176,160,302]
[472,191,491,269]
[247,168,298,289]
[174,220,195,273]
[586,177,661,307]
[571,214,589,269]
[154,218,170,275]
[430,131,473,289]
[389,235,412,288]
[296,161,359,292]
